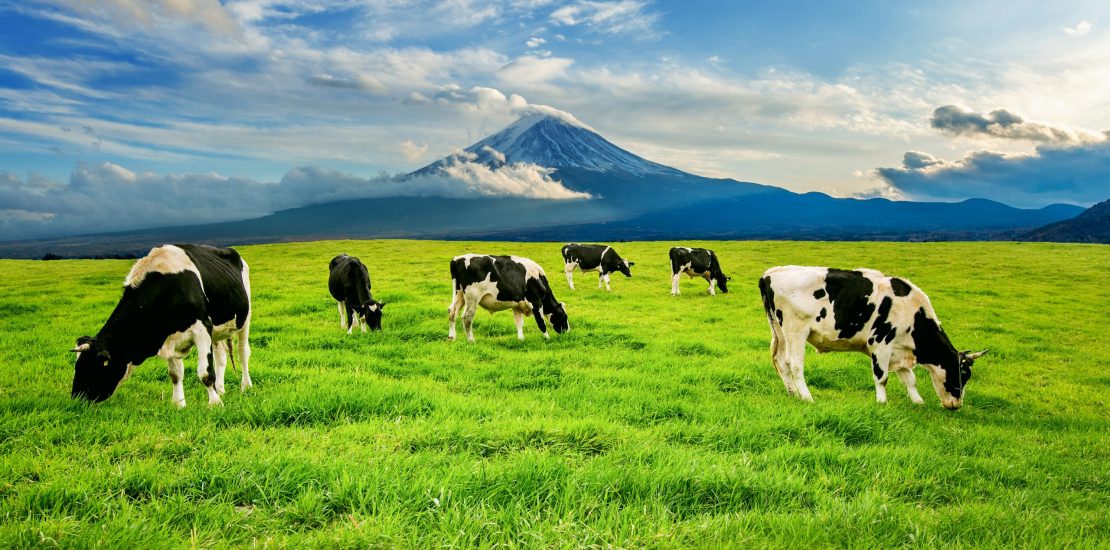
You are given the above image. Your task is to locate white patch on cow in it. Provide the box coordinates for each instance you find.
[564,261,578,289]
[338,301,347,329]
[125,244,202,291]
[368,303,379,312]
[510,255,546,282]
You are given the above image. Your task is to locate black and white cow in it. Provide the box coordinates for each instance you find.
[329,254,385,333]
[670,247,730,296]
[561,243,634,291]
[71,244,252,407]
[447,254,569,342]
[758,266,988,409]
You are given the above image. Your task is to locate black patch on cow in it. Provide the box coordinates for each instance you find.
[816,307,827,322]
[824,268,875,339]
[758,276,777,325]
[329,254,383,330]
[870,296,897,346]
[72,245,250,403]
[912,307,965,397]
[890,278,912,297]
[562,244,632,277]
[813,288,826,300]
[671,247,729,292]
[178,244,249,329]
[871,353,884,380]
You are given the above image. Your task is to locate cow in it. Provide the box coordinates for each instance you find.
[561,243,634,291]
[447,254,569,342]
[670,247,730,296]
[329,254,385,333]
[71,244,252,408]
[758,265,988,409]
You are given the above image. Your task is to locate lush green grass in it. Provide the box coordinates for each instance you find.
[1,240,1108,547]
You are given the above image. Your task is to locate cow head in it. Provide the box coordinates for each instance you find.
[359,301,386,331]
[715,272,732,293]
[617,259,634,278]
[546,302,570,334]
[71,336,127,403]
[928,349,988,410]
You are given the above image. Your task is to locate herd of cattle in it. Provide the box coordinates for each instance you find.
[70,243,987,410]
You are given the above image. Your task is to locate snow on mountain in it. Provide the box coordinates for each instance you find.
[414,107,685,177]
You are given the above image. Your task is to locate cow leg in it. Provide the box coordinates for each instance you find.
[769,322,798,395]
[167,356,186,408]
[447,290,464,340]
[462,295,478,343]
[671,272,681,295]
[191,322,222,406]
[564,265,575,290]
[870,348,892,404]
[782,327,813,401]
[896,368,925,405]
[345,303,357,335]
[597,271,604,289]
[213,340,228,396]
[237,321,253,392]
[513,309,526,341]
[360,312,368,333]
[532,307,549,339]
[708,278,717,296]
[338,301,347,329]
[603,273,611,292]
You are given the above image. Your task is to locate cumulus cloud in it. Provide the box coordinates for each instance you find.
[930,105,1105,144]
[550,1,660,37]
[399,140,430,161]
[526,36,546,48]
[0,158,590,239]
[874,141,1110,208]
[1064,20,1093,36]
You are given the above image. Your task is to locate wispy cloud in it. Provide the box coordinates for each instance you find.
[550,1,660,37]
[930,105,1105,144]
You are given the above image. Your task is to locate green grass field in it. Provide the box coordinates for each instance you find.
[1,240,1108,547]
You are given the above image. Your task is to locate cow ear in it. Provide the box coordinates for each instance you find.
[378,301,386,309]
[71,336,94,353]
[628,261,635,266]
[726,276,732,281]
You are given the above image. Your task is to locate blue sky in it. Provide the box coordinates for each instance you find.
[1,0,1109,238]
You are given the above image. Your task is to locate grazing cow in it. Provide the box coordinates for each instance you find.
[670,247,730,295]
[561,243,634,291]
[758,266,988,409]
[448,254,569,342]
[71,244,252,407]
[329,254,385,333]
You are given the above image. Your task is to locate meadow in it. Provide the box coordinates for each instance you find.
[1,240,1108,548]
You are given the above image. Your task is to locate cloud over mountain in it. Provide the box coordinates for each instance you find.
[875,141,1110,208]
[930,105,1104,144]
[0,154,588,239]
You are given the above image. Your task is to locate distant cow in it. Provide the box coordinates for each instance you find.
[329,254,385,333]
[71,244,253,407]
[561,243,634,291]
[448,254,569,342]
[670,247,730,295]
[759,266,988,409]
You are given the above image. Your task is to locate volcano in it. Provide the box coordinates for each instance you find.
[0,108,1086,258]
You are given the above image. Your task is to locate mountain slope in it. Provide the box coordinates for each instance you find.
[1023,199,1110,243]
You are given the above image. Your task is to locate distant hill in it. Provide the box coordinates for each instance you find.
[0,110,1087,258]
[1023,199,1110,243]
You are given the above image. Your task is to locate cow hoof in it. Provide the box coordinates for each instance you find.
[173,399,187,409]
[208,397,223,407]
[215,385,226,396]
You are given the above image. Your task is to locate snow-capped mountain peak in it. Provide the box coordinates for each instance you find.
[414,107,684,177]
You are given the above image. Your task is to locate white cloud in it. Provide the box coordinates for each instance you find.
[1064,20,1093,36]
[550,0,660,37]
[0,158,590,239]
[526,36,546,48]
[399,140,430,161]
[498,55,574,87]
